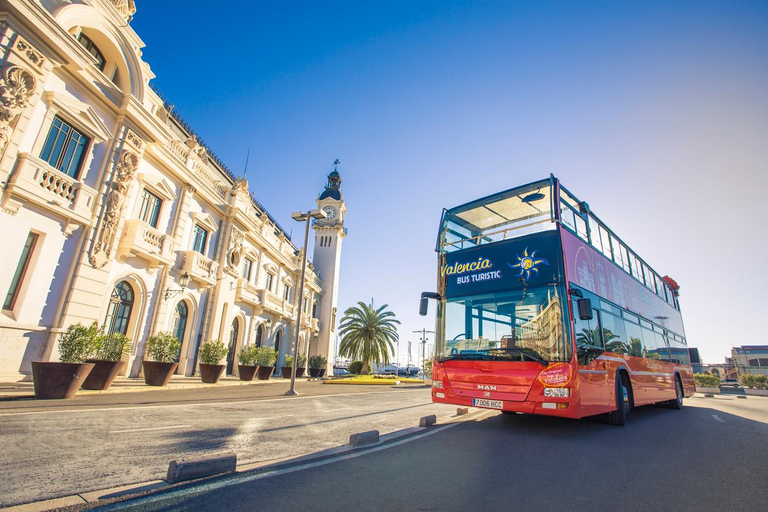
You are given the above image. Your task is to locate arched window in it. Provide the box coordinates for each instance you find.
[227,318,240,374]
[104,281,134,336]
[77,33,106,71]
[172,301,188,345]
[255,323,264,348]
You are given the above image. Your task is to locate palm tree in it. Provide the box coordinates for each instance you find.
[338,301,400,375]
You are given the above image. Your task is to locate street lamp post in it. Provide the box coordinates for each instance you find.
[285,208,327,397]
[413,328,435,380]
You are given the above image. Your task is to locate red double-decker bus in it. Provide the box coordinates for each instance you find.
[420,176,693,425]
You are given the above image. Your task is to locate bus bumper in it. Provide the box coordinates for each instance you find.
[432,391,580,418]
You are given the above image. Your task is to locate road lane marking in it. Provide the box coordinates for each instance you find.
[109,425,192,434]
[98,417,482,510]
[0,390,418,417]
[712,414,726,423]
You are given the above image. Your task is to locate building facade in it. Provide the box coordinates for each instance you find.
[0,0,342,380]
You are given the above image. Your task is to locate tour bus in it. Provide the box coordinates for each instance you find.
[420,176,694,426]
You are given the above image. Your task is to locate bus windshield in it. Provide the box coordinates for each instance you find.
[437,285,571,363]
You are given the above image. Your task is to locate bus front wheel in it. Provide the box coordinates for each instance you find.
[608,373,631,426]
[667,376,684,410]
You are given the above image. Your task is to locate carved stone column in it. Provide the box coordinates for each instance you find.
[90,150,139,268]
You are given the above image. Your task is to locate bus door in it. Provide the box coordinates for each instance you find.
[573,301,610,416]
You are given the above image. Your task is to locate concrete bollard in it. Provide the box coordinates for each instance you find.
[704,394,715,398]
[456,407,469,415]
[737,395,747,399]
[419,415,437,427]
[166,452,237,484]
[349,430,379,447]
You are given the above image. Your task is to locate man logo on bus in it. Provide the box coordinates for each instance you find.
[508,247,549,283]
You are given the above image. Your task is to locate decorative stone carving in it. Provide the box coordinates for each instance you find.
[110,0,137,21]
[14,38,45,70]
[0,65,36,153]
[124,129,145,152]
[227,226,245,272]
[90,150,139,268]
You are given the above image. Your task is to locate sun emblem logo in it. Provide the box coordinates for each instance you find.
[508,247,549,282]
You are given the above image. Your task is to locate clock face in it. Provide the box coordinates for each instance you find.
[322,206,337,220]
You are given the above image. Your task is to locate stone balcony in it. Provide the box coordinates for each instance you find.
[180,250,218,286]
[2,153,96,235]
[311,318,320,332]
[235,278,261,308]
[260,289,296,320]
[116,219,175,269]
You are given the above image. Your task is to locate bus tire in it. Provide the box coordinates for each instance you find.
[608,372,631,426]
[668,375,684,410]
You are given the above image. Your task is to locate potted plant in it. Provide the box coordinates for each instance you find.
[237,345,259,381]
[82,328,131,390]
[308,355,326,378]
[256,347,277,380]
[296,354,307,378]
[281,355,295,379]
[142,332,181,386]
[199,340,228,383]
[32,323,98,399]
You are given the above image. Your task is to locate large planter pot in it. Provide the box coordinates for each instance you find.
[199,363,226,383]
[81,359,127,390]
[308,368,322,378]
[32,361,95,399]
[745,388,768,396]
[696,386,720,394]
[143,361,178,386]
[318,369,326,377]
[257,366,275,380]
[296,367,306,378]
[281,366,293,379]
[238,364,258,381]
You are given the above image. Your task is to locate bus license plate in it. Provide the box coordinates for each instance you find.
[472,398,503,409]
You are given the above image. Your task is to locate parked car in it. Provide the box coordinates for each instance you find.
[720,378,740,388]
[333,368,350,376]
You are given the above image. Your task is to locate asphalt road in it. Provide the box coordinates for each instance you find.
[0,381,449,507]
[109,394,768,512]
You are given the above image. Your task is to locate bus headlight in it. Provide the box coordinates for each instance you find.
[543,387,570,398]
[432,380,444,389]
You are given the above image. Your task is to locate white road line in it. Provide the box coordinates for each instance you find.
[712,414,726,423]
[107,421,467,509]
[0,390,414,417]
[109,425,192,434]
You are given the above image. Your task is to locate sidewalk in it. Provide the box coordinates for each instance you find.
[0,374,310,400]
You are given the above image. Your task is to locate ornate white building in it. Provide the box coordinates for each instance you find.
[0,0,344,380]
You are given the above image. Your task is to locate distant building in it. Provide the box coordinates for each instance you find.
[731,346,768,377]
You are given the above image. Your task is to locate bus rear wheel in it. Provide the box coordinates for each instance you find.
[608,373,631,426]
[667,376,684,410]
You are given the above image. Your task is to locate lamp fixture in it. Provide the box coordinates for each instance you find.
[164,272,190,300]
[522,191,545,203]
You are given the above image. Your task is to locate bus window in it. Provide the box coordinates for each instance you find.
[643,264,656,293]
[610,234,623,268]
[588,215,602,253]
[560,202,576,232]
[573,302,603,365]
[599,225,612,260]
[624,320,644,357]
[574,214,588,241]
[619,243,631,274]
[601,312,628,354]
[630,252,643,282]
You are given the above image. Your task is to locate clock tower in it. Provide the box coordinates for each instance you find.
[312,162,347,374]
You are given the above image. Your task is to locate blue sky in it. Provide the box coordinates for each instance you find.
[133,1,768,364]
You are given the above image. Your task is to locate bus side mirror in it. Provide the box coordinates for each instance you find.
[577,298,593,320]
[419,297,429,316]
[419,292,442,316]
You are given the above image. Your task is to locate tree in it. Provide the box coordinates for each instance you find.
[338,301,400,375]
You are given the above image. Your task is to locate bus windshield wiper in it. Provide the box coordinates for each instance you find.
[438,354,490,362]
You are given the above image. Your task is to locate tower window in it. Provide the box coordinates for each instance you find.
[77,33,106,71]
